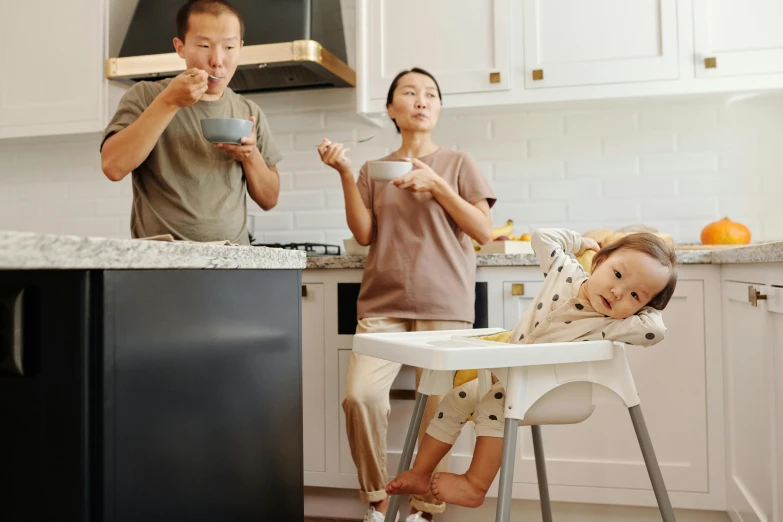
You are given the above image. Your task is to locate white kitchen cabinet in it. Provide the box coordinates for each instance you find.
[523,0,679,88]
[721,264,783,522]
[356,0,510,113]
[302,283,327,473]
[694,0,783,78]
[0,0,105,139]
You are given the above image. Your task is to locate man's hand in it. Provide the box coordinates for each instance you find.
[160,68,209,108]
[215,116,259,162]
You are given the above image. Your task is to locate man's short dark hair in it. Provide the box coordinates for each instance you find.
[176,0,245,41]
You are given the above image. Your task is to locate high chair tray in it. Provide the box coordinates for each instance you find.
[353,328,615,371]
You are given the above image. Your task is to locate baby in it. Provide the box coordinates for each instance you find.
[386,228,677,508]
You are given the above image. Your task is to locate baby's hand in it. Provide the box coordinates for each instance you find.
[577,237,600,257]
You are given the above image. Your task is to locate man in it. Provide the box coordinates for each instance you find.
[101,0,281,245]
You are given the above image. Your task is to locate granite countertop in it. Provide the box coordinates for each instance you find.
[306,242,783,269]
[0,231,306,270]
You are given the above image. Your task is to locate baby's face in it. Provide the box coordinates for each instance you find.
[586,249,670,319]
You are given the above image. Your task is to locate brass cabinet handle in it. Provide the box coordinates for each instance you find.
[489,72,501,83]
[748,285,767,307]
[532,69,544,80]
[704,57,717,69]
[511,283,525,296]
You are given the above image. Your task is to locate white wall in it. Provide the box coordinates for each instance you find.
[0,88,780,244]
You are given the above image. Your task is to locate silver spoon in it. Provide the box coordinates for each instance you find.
[190,72,223,81]
[315,135,375,147]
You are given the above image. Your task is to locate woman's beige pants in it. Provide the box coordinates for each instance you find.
[342,317,471,515]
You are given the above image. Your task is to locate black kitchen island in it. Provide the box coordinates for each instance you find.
[0,232,307,522]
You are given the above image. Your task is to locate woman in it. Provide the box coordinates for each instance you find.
[317,68,496,522]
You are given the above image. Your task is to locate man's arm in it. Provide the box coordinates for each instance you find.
[215,115,281,211]
[100,69,208,182]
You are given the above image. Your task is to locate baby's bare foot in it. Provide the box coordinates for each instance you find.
[431,472,487,508]
[386,469,432,496]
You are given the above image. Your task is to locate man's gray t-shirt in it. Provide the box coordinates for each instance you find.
[101,78,283,245]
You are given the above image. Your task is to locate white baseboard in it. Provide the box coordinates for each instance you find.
[304,487,731,522]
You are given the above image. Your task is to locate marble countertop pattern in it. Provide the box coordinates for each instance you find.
[0,231,306,270]
[306,243,783,269]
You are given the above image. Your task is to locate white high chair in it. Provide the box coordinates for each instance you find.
[352,328,676,522]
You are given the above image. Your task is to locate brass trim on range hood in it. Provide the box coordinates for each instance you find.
[105,40,355,88]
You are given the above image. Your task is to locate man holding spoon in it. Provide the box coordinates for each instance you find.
[101,0,282,244]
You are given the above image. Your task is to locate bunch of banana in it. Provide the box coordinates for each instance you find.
[491,219,514,240]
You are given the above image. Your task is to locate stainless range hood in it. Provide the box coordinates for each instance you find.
[106,0,355,92]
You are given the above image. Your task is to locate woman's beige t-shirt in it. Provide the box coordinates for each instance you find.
[356,148,496,323]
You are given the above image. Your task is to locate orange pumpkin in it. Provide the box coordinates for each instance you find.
[700,217,751,245]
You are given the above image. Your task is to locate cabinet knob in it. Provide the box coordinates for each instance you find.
[532,69,544,81]
[489,72,501,84]
[302,285,308,297]
[511,283,525,296]
[704,57,717,69]
[748,285,767,307]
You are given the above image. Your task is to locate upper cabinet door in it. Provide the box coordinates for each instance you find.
[523,0,679,88]
[0,0,104,138]
[362,0,510,101]
[694,0,783,78]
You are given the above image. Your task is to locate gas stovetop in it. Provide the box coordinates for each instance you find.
[253,242,341,257]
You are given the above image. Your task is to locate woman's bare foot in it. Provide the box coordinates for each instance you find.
[430,472,487,508]
[386,469,432,496]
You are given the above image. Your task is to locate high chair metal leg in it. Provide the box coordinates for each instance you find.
[531,425,553,522]
[385,392,429,522]
[629,405,676,522]
[495,418,518,522]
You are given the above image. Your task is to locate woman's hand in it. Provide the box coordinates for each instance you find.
[317,138,352,176]
[577,237,600,257]
[390,157,446,194]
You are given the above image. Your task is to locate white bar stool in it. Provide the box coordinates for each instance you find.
[352,327,676,522]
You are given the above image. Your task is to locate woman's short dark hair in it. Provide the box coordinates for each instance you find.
[386,67,442,133]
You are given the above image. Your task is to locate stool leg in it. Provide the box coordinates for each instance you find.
[385,392,429,522]
[495,418,518,522]
[531,425,553,522]
[628,405,676,522]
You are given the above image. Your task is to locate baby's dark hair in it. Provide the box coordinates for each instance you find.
[592,233,678,310]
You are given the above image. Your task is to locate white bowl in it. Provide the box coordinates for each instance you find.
[344,237,370,256]
[368,160,413,182]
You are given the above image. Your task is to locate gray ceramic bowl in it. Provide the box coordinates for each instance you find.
[200,118,253,144]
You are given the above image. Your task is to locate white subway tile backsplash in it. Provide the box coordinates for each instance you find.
[249,212,293,233]
[294,171,343,190]
[641,152,717,174]
[493,113,564,140]
[266,112,324,133]
[263,230,326,243]
[530,180,601,200]
[1,91,781,243]
[326,229,353,246]
[641,198,719,220]
[529,136,600,159]
[639,106,717,132]
[568,201,640,222]
[565,111,636,136]
[295,210,347,229]
[492,202,567,224]
[325,190,346,210]
[489,181,528,201]
[603,131,676,155]
[275,191,325,211]
[567,156,638,178]
[603,177,677,199]
[494,160,565,181]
